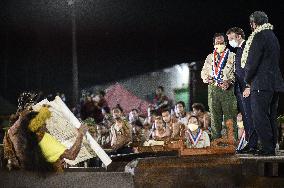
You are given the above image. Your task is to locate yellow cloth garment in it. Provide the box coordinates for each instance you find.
[38,133,66,163]
[28,107,51,132]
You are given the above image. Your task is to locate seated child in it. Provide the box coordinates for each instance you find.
[184,115,210,148]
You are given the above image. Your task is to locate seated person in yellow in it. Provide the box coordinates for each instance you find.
[22,106,88,172]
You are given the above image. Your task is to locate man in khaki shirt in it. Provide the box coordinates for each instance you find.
[110,107,133,154]
[201,33,238,141]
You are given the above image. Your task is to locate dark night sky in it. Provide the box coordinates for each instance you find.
[0,0,283,106]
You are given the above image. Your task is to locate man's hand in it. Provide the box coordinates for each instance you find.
[78,124,89,136]
[207,77,214,84]
[220,80,231,90]
[243,88,250,98]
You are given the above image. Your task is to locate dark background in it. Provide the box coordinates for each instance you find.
[0,0,283,112]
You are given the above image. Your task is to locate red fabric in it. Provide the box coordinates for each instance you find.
[104,83,151,116]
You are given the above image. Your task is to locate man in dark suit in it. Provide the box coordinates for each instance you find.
[226,27,253,150]
[241,11,284,155]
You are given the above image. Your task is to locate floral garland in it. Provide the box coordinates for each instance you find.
[241,23,273,68]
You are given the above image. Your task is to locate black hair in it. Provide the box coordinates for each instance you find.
[112,104,123,113]
[98,90,106,97]
[157,86,164,92]
[249,11,269,25]
[188,115,201,126]
[213,33,228,45]
[131,119,143,127]
[161,108,171,114]
[192,103,205,112]
[131,109,139,113]
[102,106,110,114]
[19,111,54,173]
[176,101,185,108]
[150,109,159,116]
[226,27,245,39]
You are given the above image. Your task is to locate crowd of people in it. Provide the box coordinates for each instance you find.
[2,86,219,171]
[69,85,222,155]
[2,10,284,173]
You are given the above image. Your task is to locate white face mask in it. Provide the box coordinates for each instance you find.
[187,123,199,132]
[214,44,226,53]
[229,40,238,48]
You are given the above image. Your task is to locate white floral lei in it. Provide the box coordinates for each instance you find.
[241,23,274,68]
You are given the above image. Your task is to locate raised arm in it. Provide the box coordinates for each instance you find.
[60,124,88,160]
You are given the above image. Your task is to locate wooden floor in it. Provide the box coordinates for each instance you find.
[1,150,284,187]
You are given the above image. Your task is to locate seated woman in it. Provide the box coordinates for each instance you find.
[184,115,210,148]
[152,116,170,141]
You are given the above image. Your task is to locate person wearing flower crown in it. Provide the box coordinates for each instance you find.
[184,115,210,148]
[23,106,89,172]
[3,92,38,170]
[3,92,89,172]
[201,33,238,142]
[240,11,284,156]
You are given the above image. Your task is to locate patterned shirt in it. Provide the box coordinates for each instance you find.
[185,129,210,148]
[110,120,132,150]
[201,50,235,85]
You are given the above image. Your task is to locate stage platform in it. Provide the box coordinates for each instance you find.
[1,151,284,187]
[126,152,284,187]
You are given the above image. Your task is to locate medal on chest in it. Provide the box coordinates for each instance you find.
[212,49,229,83]
[187,129,203,146]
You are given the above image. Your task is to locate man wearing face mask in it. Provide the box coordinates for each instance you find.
[201,33,238,141]
[240,11,284,156]
[226,27,253,152]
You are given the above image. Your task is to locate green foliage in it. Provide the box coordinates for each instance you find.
[83,117,96,126]
[277,115,284,123]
